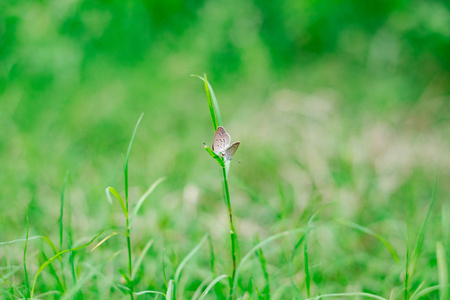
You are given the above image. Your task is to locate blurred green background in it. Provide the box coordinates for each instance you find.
[1,0,450,298]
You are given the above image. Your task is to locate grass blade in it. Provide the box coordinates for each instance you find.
[59,171,70,250]
[198,274,229,300]
[119,267,133,286]
[90,232,118,252]
[162,248,168,289]
[134,290,166,297]
[410,284,450,300]
[304,203,332,298]
[406,179,438,298]
[289,233,305,297]
[233,228,306,294]
[174,234,208,283]
[192,277,211,300]
[129,177,166,227]
[204,144,224,167]
[192,74,223,131]
[59,171,70,292]
[124,113,144,203]
[304,231,310,298]
[436,242,448,300]
[61,251,121,300]
[166,280,174,300]
[254,236,270,296]
[23,205,30,298]
[30,229,104,297]
[304,292,388,300]
[132,239,154,278]
[337,219,400,264]
[410,179,437,273]
[105,187,128,218]
[41,250,64,293]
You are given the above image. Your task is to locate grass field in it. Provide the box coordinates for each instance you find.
[1,0,450,299]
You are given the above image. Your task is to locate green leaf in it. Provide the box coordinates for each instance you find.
[129,177,166,227]
[175,234,208,283]
[30,229,104,298]
[233,228,307,293]
[132,239,154,278]
[198,275,229,300]
[23,206,30,298]
[337,219,400,264]
[106,187,128,218]
[119,267,133,286]
[166,280,174,300]
[303,292,388,300]
[124,113,144,202]
[436,242,448,300]
[90,232,119,252]
[409,179,438,280]
[204,145,224,167]
[191,74,223,131]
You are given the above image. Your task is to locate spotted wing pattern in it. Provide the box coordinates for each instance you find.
[224,141,240,161]
[212,126,231,154]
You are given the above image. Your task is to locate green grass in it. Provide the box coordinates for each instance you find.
[1,1,450,298]
[1,78,449,299]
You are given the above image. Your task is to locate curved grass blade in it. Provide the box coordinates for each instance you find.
[30,229,104,298]
[134,290,166,298]
[0,236,41,246]
[59,171,70,292]
[191,74,222,131]
[24,205,30,298]
[132,239,154,278]
[162,248,168,289]
[90,232,118,252]
[410,179,437,274]
[175,234,208,283]
[130,177,166,227]
[166,280,174,300]
[337,219,400,264]
[59,171,70,250]
[41,250,64,293]
[410,284,450,300]
[61,251,121,300]
[198,274,229,300]
[192,276,211,300]
[289,233,305,297]
[233,228,306,294]
[406,179,438,298]
[304,203,332,298]
[409,282,426,300]
[254,236,270,296]
[436,242,448,300]
[204,144,225,167]
[304,292,388,300]
[124,113,144,202]
[106,187,127,218]
[119,267,133,286]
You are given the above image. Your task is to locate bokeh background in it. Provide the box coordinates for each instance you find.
[1,0,450,298]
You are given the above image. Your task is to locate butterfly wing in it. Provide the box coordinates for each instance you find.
[224,141,240,161]
[212,126,231,154]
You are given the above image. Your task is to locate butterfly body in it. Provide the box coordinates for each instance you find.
[212,126,240,161]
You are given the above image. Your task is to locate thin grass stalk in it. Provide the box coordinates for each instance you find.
[123,114,143,300]
[222,165,238,300]
[24,206,30,299]
[59,171,69,292]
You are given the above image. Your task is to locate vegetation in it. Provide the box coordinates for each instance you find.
[1,0,449,299]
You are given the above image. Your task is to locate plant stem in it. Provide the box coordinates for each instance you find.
[222,166,238,299]
[126,212,134,299]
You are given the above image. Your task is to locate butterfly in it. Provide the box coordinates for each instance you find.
[212,126,240,161]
